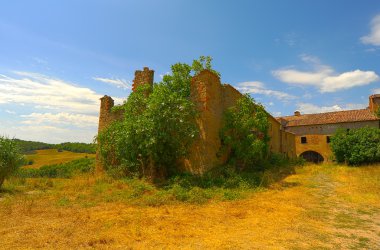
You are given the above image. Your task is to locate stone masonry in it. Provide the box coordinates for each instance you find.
[96,67,296,174]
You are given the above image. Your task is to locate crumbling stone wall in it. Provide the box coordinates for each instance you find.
[183,70,296,173]
[369,94,380,113]
[96,67,154,173]
[132,67,154,91]
[96,67,296,174]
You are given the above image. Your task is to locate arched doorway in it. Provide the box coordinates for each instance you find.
[300,151,324,163]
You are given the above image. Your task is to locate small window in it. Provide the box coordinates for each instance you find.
[301,136,307,144]
[326,136,331,143]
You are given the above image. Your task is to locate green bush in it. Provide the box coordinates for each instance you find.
[0,136,24,188]
[331,127,380,165]
[97,56,218,179]
[16,158,95,178]
[220,94,269,171]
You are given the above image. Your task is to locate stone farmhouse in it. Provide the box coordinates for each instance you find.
[97,67,380,172]
[97,67,296,174]
[278,94,380,163]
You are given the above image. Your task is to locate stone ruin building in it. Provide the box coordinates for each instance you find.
[278,94,380,163]
[96,67,296,174]
[97,67,380,171]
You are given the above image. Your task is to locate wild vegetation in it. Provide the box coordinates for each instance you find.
[0,136,24,188]
[98,56,272,180]
[14,139,96,154]
[220,94,269,170]
[331,127,380,165]
[1,163,379,248]
[23,149,95,168]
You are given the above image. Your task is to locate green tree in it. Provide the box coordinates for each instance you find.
[98,56,218,179]
[0,136,24,188]
[220,94,269,170]
[331,127,380,165]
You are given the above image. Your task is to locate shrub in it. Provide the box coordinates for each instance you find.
[331,127,380,165]
[220,94,270,170]
[17,158,95,178]
[0,136,24,188]
[97,56,218,180]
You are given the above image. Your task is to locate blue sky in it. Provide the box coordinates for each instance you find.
[0,0,379,143]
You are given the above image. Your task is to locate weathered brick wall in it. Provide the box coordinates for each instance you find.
[286,120,380,135]
[96,67,154,173]
[184,70,224,173]
[294,134,332,161]
[132,67,154,91]
[183,70,296,173]
[97,68,296,174]
[369,94,380,113]
[287,120,380,161]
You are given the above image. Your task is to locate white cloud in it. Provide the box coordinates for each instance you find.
[5,110,16,114]
[374,88,380,94]
[0,71,125,143]
[296,102,367,114]
[361,14,380,46]
[0,124,95,144]
[93,77,131,90]
[0,72,124,114]
[20,112,98,128]
[236,81,296,101]
[273,55,379,92]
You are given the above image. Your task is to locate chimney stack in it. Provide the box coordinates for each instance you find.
[294,110,301,116]
[369,94,380,113]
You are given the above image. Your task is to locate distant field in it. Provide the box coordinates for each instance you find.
[24,149,95,169]
[1,164,379,249]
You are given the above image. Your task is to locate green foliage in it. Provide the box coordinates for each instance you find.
[54,142,96,154]
[13,139,53,154]
[331,127,380,165]
[13,139,95,154]
[0,136,24,188]
[220,94,270,170]
[17,158,95,178]
[98,56,221,179]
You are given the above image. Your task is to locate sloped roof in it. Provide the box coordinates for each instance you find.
[278,108,379,127]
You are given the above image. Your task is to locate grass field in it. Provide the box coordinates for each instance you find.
[0,164,379,249]
[24,149,95,169]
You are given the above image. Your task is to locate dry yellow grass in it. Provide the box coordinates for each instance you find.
[0,164,379,249]
[24,149,95,169]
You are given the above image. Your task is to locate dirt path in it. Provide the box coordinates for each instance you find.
[0,165,379,249]
[295,167,380,249]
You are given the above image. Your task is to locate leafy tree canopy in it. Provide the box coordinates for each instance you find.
[220,94,269,170]
[0,136,24,188]
[98,56,218,179]
[331,127,380,165]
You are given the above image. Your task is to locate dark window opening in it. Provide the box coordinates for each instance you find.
[301,136,307,144]
[326,136,331,143]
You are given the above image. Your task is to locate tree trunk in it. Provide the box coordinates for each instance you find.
[0,177,5,189]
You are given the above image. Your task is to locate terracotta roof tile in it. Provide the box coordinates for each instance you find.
[278,109,379,127]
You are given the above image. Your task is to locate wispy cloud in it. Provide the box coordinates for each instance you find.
[272,55,379,92]
[5,110,16,114]
[0,71,124,114]
[236,81,296,101]
[296,102,367,114]
[374,88,380,94]
[21,112,98,128]
[361,14,380,46]
[93,77,131,90]
[0,71,125,143]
